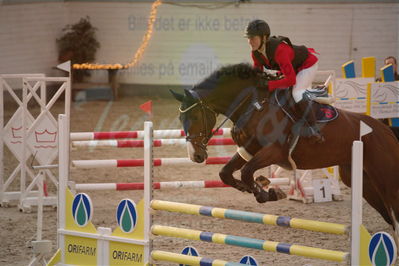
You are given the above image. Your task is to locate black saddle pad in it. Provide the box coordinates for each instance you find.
[274,89,339,123]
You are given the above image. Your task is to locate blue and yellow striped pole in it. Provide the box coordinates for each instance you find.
[151,250,248,266]
[151,200,348,235]
[151,225,349,263]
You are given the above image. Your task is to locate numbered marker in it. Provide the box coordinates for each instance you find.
[312,178,332,203]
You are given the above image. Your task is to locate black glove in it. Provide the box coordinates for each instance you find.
[256,75,269,89]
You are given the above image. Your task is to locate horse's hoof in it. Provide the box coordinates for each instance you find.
[255,191,269,203]
[274,187,287,200]
[268,188,279,201]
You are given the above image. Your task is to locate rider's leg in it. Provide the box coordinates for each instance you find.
[292,62,324,141]
[292,62,318,103]
[295,99,324,141]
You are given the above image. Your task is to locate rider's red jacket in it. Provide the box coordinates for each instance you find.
[252,42,318,91]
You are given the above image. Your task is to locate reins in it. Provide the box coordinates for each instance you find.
[207,92,253,141]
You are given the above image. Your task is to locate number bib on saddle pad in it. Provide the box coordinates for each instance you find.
[315,104,338,122]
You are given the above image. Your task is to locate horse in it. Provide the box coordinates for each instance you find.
[170,63,399,246]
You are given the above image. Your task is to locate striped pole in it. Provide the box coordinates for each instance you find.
[151,200,348,235]
[70,128,231,141]
[151,250,247,266]
[73,178,290,191]
[151,225,349,263]
[72,157,231,168]
[72,138,235,148]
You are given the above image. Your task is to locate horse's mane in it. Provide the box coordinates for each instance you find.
[190,63,260,96]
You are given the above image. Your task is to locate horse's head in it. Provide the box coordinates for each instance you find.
[170,89,217,163]
[170,63,274,163]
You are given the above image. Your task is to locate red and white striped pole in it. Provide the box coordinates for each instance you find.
[70,128,231,141]
[72,138,235,148]
[71,178,290,191]
[72,157,232,168]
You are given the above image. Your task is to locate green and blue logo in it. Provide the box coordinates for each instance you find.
[180,246,199,266]
[369,232,397,266]
[116,199,137,233]
[239,255,258,265]
[72,193,93,227]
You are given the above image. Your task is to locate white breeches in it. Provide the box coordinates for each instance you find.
[292,62,319,103]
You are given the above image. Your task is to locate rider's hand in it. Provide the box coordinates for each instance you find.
[256,74,269,89]
[276,71,284,79]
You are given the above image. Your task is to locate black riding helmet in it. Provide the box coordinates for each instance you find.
[244,19,270,39]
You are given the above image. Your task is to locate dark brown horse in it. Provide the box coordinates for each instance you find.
[171,63,399,245]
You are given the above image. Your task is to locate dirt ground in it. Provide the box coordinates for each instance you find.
[0,95,395,266]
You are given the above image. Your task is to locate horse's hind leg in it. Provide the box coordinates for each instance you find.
[389,208,399,256]
[342,165,399,254]
[365,171,399,253]
[339,165,393,225]
[219,153,252,193]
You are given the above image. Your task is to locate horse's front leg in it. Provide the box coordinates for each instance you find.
[219,153,252,193]
[241,146,284,203]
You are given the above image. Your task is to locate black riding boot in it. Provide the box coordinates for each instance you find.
[295,100,324,143]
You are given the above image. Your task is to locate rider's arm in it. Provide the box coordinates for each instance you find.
[267,43,296,91]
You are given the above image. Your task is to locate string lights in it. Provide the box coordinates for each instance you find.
[72,0,162,70]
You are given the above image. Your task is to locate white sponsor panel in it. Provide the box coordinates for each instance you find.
[334,78,374,113]
[368,81,399,119]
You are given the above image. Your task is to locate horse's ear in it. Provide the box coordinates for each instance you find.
[169,89,184,102]
[184,89,191,97]
[184,89,198,100]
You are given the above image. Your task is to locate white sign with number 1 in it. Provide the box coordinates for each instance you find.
[312,179,332,203]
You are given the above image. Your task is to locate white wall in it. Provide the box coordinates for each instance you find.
[0,2,68,76]
[1,1,398,86]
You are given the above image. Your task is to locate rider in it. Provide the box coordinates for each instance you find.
[245,19,323,141]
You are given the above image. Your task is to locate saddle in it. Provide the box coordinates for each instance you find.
[231,86,338,147]
[275,87,338,124]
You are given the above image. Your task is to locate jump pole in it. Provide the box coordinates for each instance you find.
[72,138,235,148]
[71,157,231,168]
[150,200,348,235]
[151,225,348,262]
[71,178,290,191]
[70,127,231,141]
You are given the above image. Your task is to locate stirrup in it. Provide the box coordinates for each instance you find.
[304,87,328,99]
[304,86,335,104]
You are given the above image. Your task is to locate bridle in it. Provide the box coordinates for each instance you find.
[179,98,217,151]
[179,90,253,151]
